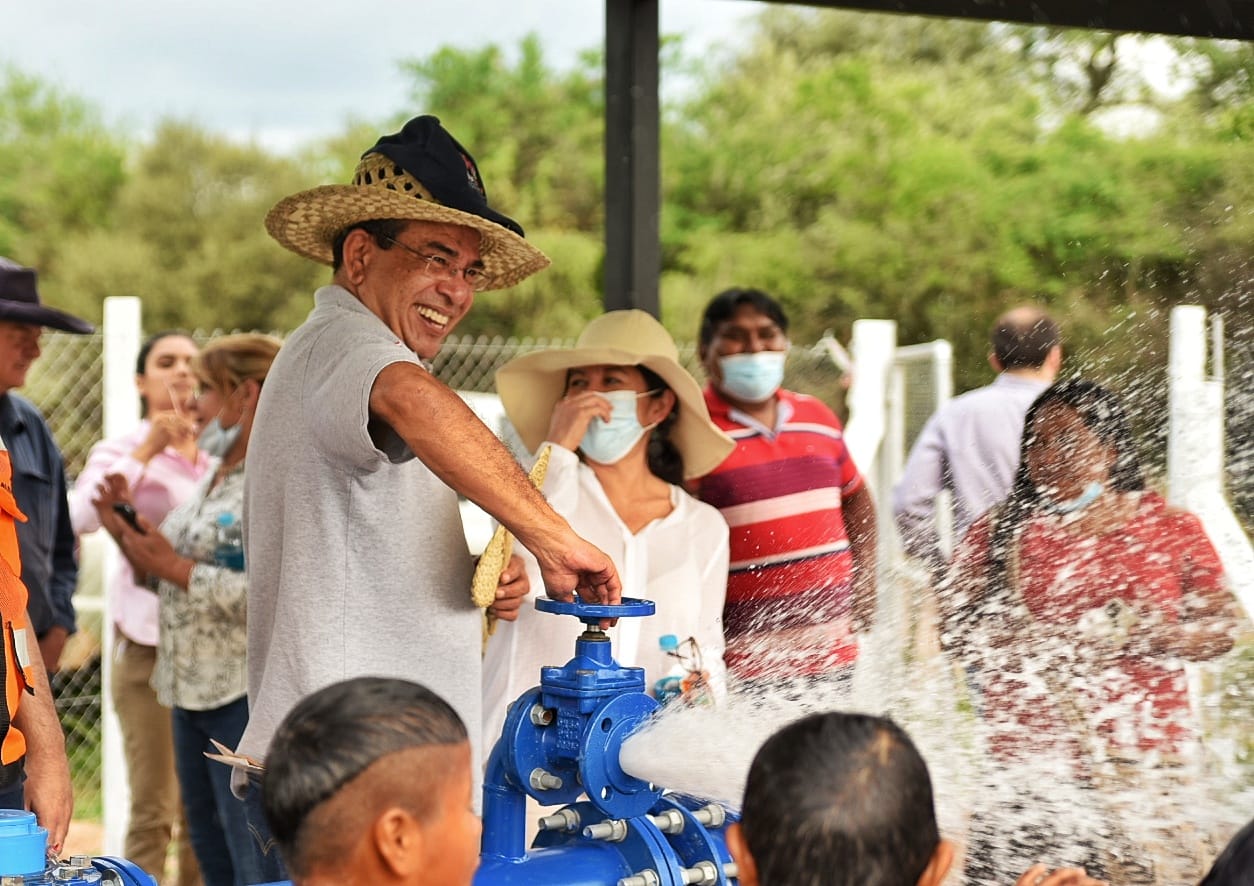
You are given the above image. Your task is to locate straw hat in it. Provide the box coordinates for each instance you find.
[0,258,93,334]
[496,310,734,479]
[265,115,550,289]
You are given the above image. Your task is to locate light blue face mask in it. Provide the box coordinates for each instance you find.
[717,351,786,404]
[579,390,657,466]
[1042,480,1104,514]
[197,416,243,459]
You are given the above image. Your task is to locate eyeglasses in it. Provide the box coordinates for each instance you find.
[381,236,492,292]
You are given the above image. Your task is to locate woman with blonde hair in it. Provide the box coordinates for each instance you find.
[95,333,283,886]
[483,310,734,747]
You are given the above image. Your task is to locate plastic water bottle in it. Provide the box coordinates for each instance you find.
[653,635,686,706]
[213,512,245,571]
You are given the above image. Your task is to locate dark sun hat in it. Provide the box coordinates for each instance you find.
[0,259,94,334]
[265,115,550,289]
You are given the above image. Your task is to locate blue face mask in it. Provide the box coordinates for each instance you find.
[717,351,786,404]
[197,416,243,459]
[580,390,656,466]
[1042,480,1104,514]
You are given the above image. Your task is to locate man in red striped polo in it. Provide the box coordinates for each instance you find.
[694,288,877,685]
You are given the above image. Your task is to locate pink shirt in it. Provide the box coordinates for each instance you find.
[69,422,210,646]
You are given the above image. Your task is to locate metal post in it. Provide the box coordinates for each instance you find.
[101,296,142,855]
[604,0,660,316]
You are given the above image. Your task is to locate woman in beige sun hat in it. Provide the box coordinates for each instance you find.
[483,309,735,749]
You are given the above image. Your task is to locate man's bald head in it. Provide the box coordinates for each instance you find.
[990,306,1061,370]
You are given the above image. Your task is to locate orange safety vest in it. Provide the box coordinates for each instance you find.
[0,446,36,767]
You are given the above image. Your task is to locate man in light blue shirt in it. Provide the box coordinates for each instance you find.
[892,306,1061,577]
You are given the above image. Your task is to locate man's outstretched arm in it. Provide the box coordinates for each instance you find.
[370,362,621,606]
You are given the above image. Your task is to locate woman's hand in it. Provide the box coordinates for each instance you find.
[487,553,530,622]
[116,523,193,590]
[545,392,612,452]
[1131,594,1238,661]
[92,473,193,589]
[1016,864,1107,886]
[91,473,134,542]
[133,409,198,462]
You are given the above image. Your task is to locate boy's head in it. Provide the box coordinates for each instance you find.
[727,712,953,886]
[263,677,480,886]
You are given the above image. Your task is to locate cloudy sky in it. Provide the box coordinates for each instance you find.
[3,0,760,151]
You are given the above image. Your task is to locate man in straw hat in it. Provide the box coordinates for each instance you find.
[237,115,621,873]
[0,259,91,675]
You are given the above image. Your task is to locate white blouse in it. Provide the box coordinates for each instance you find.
[482,444,730,749]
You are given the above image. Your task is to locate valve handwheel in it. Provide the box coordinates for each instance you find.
[536,596,656,624]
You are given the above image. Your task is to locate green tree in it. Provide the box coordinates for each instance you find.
[399,35,606,233]
[0,68,126,270]
[51,121,324,331]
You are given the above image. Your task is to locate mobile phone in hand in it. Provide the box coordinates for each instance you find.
[112,502,145,534]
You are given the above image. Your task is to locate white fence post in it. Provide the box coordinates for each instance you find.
[843,320,905,689]
[844,319,897,517]
[100,297,142,855]
[1167,305,1254,620]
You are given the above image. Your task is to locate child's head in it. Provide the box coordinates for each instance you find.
[263,677,480,886]
[728,711,953,886]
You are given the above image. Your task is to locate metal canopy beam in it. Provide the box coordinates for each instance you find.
[604,0,660,316]
[788,0,1254,40]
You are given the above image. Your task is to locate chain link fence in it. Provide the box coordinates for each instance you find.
[25,329,850,820]
[22,326,1254,830]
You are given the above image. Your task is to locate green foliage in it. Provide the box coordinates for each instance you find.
[0,68,126,267]
[399,35,606,232]
[458,228,605,339]
[0,10,1251,412]
[46,122,326,330]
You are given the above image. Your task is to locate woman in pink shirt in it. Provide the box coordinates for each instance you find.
[69,331,209,886]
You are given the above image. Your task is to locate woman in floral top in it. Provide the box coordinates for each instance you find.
[95,333,281,886]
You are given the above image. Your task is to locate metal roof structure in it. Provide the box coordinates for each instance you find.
[602,0,1254,313]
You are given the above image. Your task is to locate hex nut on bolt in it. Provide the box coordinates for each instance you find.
[529,768,564,791]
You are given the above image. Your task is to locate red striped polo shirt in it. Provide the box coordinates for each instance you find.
[695,386,864,678]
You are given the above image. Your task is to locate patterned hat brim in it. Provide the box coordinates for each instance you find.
[264,184,550,290]
[496,345,735,480]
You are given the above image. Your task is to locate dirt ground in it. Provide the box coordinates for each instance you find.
[64,818,104,857]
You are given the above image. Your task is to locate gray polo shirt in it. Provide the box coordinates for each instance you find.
[240,285,478,767]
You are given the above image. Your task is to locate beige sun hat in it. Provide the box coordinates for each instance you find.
[265,115,550,289]
[496,310,735,480]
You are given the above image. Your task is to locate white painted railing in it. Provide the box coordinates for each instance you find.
[1167,306,1254,620]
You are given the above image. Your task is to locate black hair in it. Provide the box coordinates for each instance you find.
[330,218,411,271]
[985,379,1144,601]
[262,677,467,875]
[639,366,684,485]
[1200,815,1254,886]
[990,308,1061,369]
[698,288,790,349]
[135,330,194,418]
[741,712,940,886]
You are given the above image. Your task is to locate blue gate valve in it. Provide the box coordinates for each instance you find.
[477,596,738,886]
